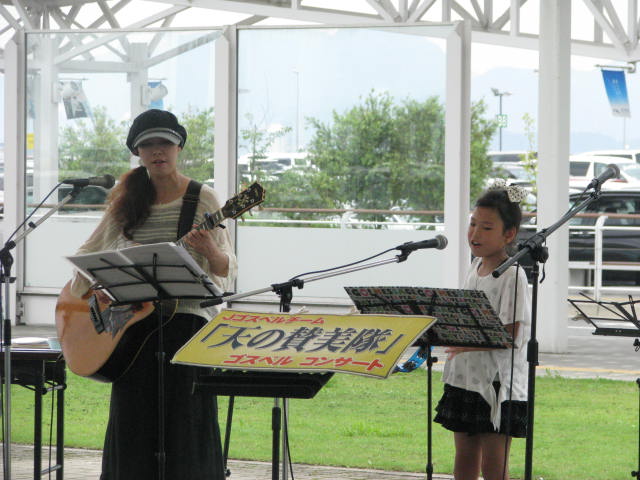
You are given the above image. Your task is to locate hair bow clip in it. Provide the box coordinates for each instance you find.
[487,179,528,204]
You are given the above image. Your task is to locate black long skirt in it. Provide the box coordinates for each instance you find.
[100,312,225,480]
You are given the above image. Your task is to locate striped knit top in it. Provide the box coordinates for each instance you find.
[70,184,237,320]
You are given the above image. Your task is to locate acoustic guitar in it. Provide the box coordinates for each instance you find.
[55,182,265,382]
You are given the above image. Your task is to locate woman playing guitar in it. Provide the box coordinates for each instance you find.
[59,109,237,480]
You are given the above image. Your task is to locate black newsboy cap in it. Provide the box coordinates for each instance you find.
[126,109,187,154]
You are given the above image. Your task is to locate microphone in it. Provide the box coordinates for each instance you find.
[397,234,448,253]
[586,164,620,190]
[61,174,116,189]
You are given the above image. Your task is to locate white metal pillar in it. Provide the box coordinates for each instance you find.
[3,33,26,321]
[34,37,60,200]
[444,20,472,288]
[129,43,150,117]
[214,25,237,205]
[536,0,570,353]
[128,43,150,168]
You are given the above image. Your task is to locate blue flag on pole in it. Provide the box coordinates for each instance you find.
[601,69,631,118]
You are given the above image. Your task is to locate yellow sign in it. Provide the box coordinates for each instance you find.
[172,309,436,379]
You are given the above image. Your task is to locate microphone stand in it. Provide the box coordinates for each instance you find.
[1,185,85,479]
[201,242,430,480]
[202,245,421,310]
[492,187,604,480]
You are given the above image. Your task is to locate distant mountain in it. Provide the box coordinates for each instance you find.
[474,64,640,156]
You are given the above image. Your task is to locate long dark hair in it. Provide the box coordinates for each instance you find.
[108,166,156,240]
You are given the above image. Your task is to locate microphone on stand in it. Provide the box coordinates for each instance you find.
[61,174,116,189]
[396,234,448,253]
[586,164,620,191]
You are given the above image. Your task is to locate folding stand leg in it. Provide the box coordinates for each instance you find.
[634,378,640,479]
[155,303,166,480]
[272,399,281,480]
[222,396,235,477]
[425,346,436,480]
[282,399,290,479]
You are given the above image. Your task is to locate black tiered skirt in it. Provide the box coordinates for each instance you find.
[434,383,528,438]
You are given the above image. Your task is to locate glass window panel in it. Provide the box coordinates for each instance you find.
[235,25,454,301]
[237,25,448,231]
[24,28,220,289]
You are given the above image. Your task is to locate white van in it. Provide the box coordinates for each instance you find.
[579,149,640,164]
[237,152,311,180]
[569,155,640,190]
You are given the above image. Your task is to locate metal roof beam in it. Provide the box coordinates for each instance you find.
[583,0,631,54]
[365,0,399,22]
[0,4,21,30]
[11,0,35,30]
[628,0,638,50]
[491,0,527,31]
[234,14,266,25]
[408,0,437,22]
[147,13,177,56]
[96,0,131,51]
[54,5,186,64]
[451,1,480,27]
[151,0,378,24]
[143,30,219,68]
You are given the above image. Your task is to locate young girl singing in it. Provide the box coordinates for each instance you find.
[434,182,531,480]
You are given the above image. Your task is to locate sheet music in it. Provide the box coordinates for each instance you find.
[66,249,156,301]
[119,242,221,298]
[67,242,221,303]
[345,286,512,348]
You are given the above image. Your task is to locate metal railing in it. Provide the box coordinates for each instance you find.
[522,213,640,301]
[2,203,639,300]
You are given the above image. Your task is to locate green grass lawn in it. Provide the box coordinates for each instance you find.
[9,369,639,480]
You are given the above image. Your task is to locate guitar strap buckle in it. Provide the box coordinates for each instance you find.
[88,294,106,334]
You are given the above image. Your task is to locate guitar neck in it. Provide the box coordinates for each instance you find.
[176,209,224,249]
[174,182,265,250]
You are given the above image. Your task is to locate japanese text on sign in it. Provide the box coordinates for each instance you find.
[172,310,436,379]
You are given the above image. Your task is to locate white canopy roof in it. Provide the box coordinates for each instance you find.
[0,1,636,64]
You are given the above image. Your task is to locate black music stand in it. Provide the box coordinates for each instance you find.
[192,280,333,480]
[67,242,221,480]
[192,370,333,479]
[568,292,640,478]
[345,285,512,480]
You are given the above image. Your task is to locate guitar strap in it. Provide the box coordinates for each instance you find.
[177,179,203,240]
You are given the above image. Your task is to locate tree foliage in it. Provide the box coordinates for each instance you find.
[239,113,292,184]
[470,99,499,201]
[178,106,215,181]
[264,91,497,214]
[58,98,498,221]
[58,106,216,183]
[58,106,130,179]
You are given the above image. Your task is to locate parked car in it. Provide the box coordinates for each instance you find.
[487,162,537,206]
[57,184,109,212]
[488,150,536,165]
[517,190,640,285]
[489,162,534,187]
[578,149,640,164]
[569,155,640,190]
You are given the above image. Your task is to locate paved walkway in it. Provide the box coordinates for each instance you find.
[4,444,452,480]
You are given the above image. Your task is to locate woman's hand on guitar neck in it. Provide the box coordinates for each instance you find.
[184,223,229,277]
